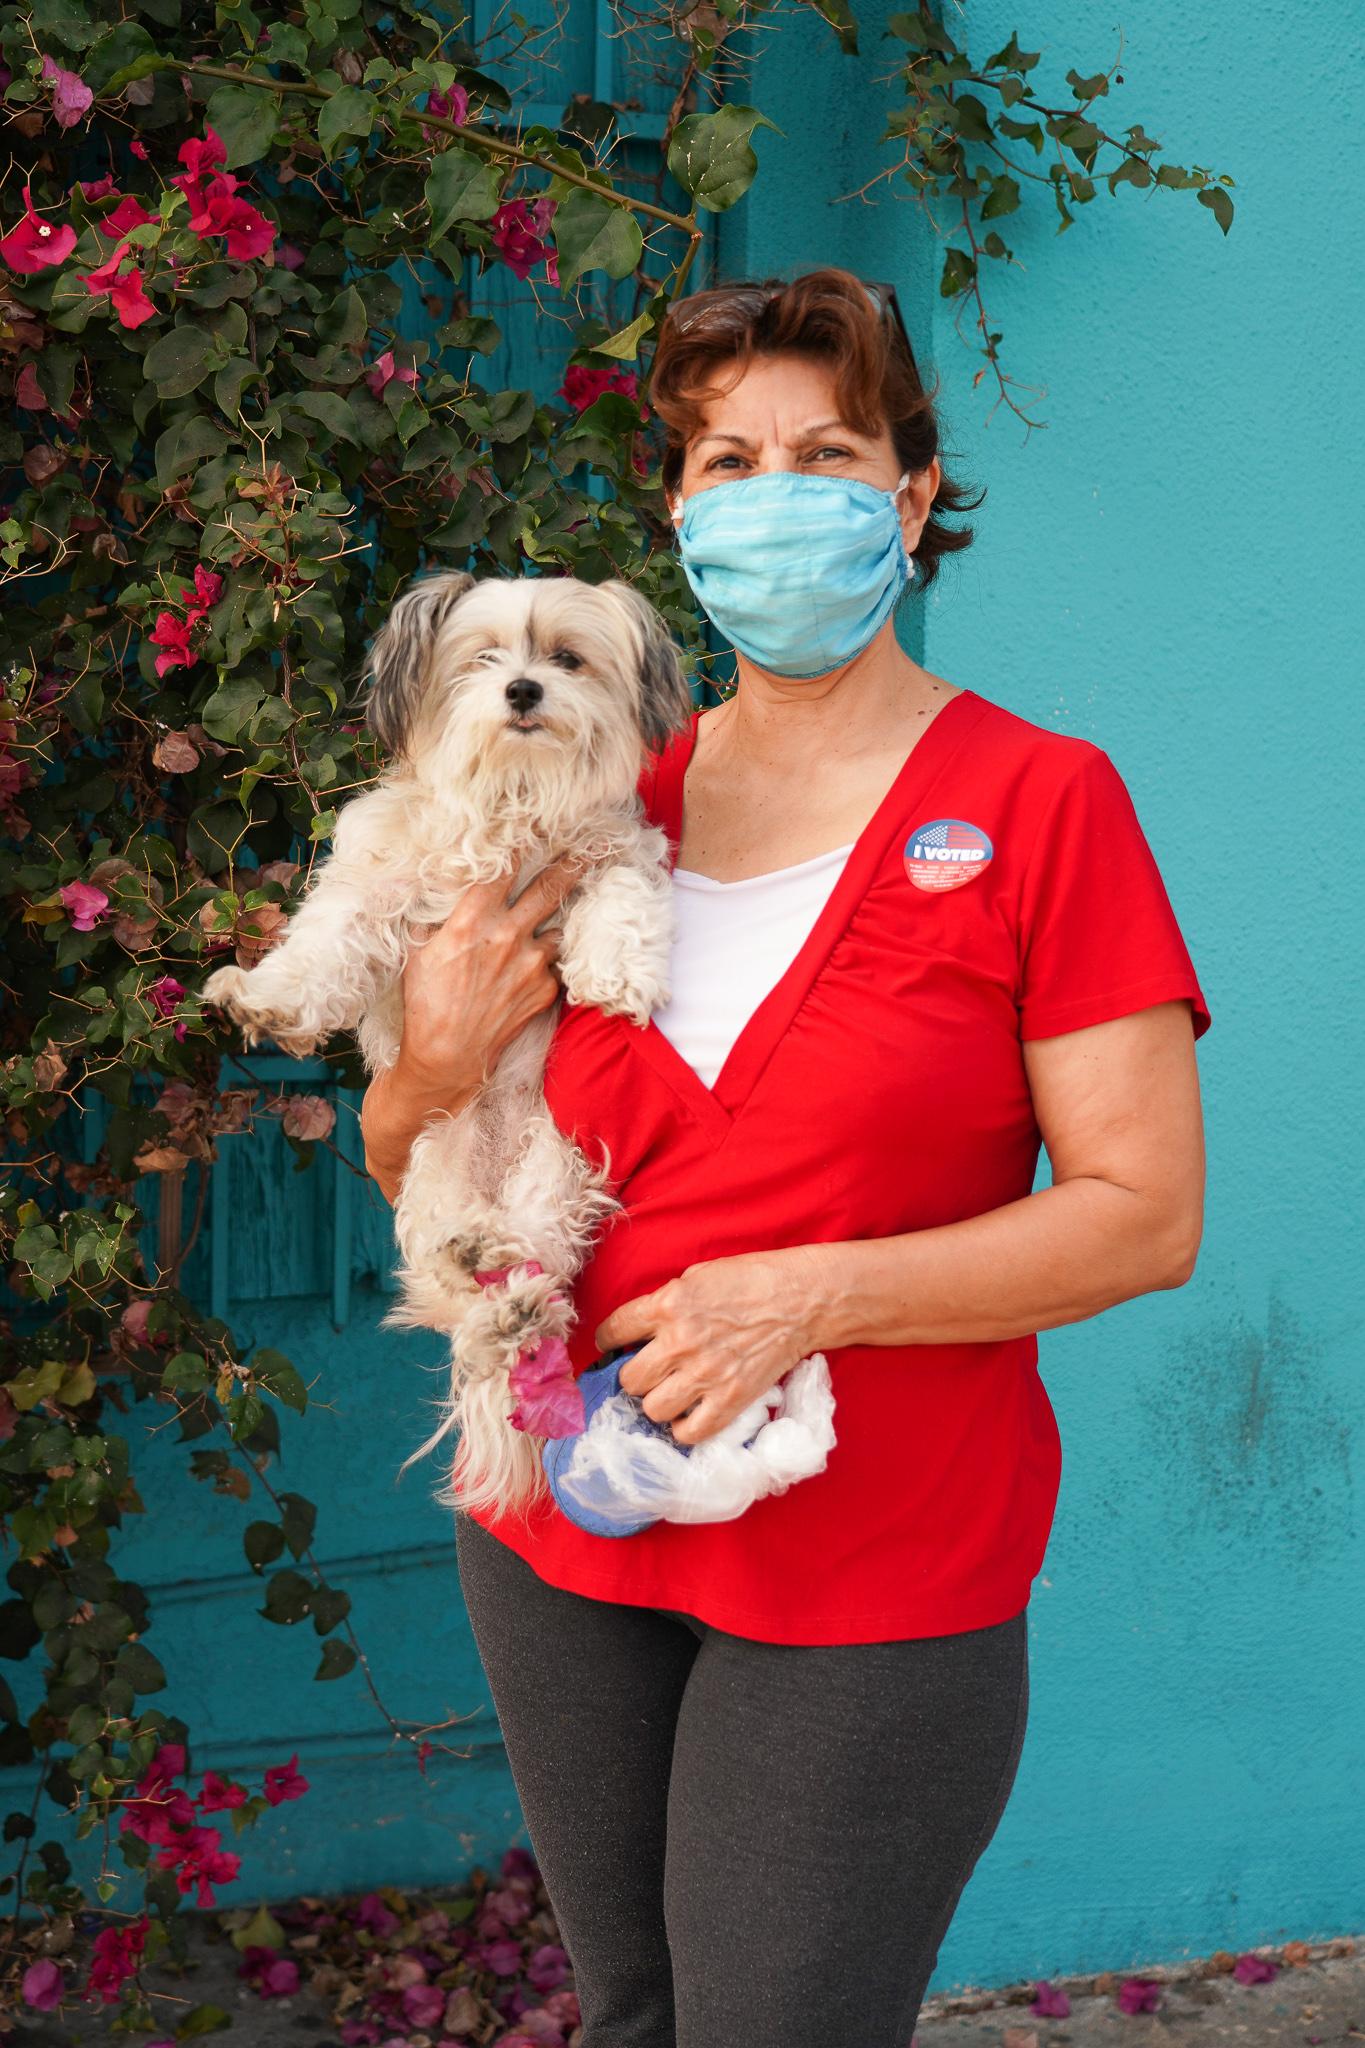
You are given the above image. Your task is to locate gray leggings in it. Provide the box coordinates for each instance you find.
[454,1510,1030,2048]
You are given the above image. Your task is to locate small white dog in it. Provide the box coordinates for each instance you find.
[204,569,694,1514]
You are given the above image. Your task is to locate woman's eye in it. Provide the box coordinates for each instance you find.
[550,648,582,671]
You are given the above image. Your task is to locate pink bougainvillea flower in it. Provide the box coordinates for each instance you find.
[23,1958,65,2011]
[178,127,228,182]
[482,1936,525,1977]
[40,54,93,130]
[201,187,277,262]
[422,82,470,142]
[85,1916,149,2003]
[365,349,420,398]
[100,193,156,237]
[196,1768,247,1811]
[1116,1977,1161,2013]
[59,881,109,931]
[153,1821,241,1907]
[181,563,224,611]
[401,1984,445,2028]
[81,239,157,328]
[129,137,149,159]
[526,1943,571,1993]
[1234,1954,1279,1984]
[263,1753,309,1806]
[560,363,639,414]
[277,240,305,270]
[0,184,77,274]
[16,362,46,410]
[354,1892,401,1938]
[508,1334,584,1437]
[490,196,558,283]
[1031,1980,1071,2018]
[80,174,118,201]
[240,1948,301,1998]
[150,609,196,676]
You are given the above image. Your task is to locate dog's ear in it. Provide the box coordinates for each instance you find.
[366,570,478,756]
[598,579,694,753]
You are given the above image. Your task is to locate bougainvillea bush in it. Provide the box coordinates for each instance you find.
[0,0,752,2024]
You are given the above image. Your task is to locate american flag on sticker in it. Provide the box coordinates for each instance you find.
[903,817,995,894]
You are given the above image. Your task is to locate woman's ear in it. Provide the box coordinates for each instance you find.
[899,459,941,556]
[366,570,477,756]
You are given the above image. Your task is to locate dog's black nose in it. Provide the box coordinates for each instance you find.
[505,677,544,713]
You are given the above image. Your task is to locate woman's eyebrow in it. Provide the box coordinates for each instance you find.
[694,418,865,449]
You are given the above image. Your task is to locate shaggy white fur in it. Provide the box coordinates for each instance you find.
[203,569,694,1515]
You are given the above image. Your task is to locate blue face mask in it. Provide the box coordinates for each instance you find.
[669,468,914,679]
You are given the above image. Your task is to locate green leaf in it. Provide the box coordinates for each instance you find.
[666,106,783,214]
[115,1641,167,1694]
[206,85,280,169]
[244,1521,285,1573]
[318,86,376,156]
[309,1584,350,1636]
[229,1902,286,1952]
[261,1570,312,1626]
[315,1638,357,1680]
[1198,185,1235,234]
[551,188,643,291]
[980,174,1020,221]
[175,2004,232,2038]
[286,391,361,446]
[425,147,503,235]
[154,414,226,490]
[143,326,218,400]
[593,308,654,360]
[253,1347,308,1414]
[939,246,977,297]
[200,678,267,747]
[279,1491,317,1559]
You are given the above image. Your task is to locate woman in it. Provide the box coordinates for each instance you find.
[361,268,1211,2048]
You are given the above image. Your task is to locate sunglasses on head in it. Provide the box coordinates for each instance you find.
[666,276,922,388]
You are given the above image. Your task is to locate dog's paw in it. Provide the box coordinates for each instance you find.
[560,960,670,1027]
[200,966,319,1055]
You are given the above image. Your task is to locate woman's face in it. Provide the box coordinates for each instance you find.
[668,350,940,553]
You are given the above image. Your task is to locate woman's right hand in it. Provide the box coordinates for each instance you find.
[360,853,595,1202]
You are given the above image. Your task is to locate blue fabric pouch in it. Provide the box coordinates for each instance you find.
[542,1346,694,1538]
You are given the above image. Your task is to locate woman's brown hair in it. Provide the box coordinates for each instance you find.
[648,266,981,589]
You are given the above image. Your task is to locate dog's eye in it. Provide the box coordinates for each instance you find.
[549,648,583,671]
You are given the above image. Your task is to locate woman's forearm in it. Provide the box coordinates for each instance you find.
[784,1177,1200,1352]
[360,1057,479,1207]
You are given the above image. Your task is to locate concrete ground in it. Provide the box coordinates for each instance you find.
[6,1908,1360,2048]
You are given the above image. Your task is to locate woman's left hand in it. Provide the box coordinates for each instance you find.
[593,1247,830,1445]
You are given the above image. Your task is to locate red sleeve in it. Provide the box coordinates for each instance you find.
[1015,746,1211,1043]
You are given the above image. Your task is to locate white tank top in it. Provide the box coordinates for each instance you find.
[651,843,856,1089]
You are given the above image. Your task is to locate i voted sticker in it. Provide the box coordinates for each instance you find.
[904,817,994,892]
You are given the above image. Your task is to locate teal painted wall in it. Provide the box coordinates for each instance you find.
[14,0,1362,1995]
[724,0,1365,1982]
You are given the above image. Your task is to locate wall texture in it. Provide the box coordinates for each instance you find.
[723,0,1365,1982]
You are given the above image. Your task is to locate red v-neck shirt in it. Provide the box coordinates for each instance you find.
[467,687,1212,1644]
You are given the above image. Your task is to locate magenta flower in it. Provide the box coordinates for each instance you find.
[181,564,224,610]
[526,1943,571,1993]
[81,243,156,329]
[490,196,558,283]
[40,54,92,130]
[365,349,420,398]
[508,1334,584,1437]
[422,83,470,142]
[60,880,109,931]
[560,364,638,414]
[277,240,306,270]
[196,1767,246,1811]
[241,1949,301,1998]
[191,182,277,262]
[81,174,118,200]
[178,128,228,182]
[1031,1980,1071,2018]
[354,1892,401,1937]
[482,1936,524,1976]
[150,610,196,676]
[0,184,77,274]
[1117,1977,1161,2013]
[263,1753,309,1806]
[1234,1954,1278,1984]
[100,193,156,237]
[23,1958,65,2011]
[402,1984,445,2028]
[129,137,149,160]
[86,1917,149,2003]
